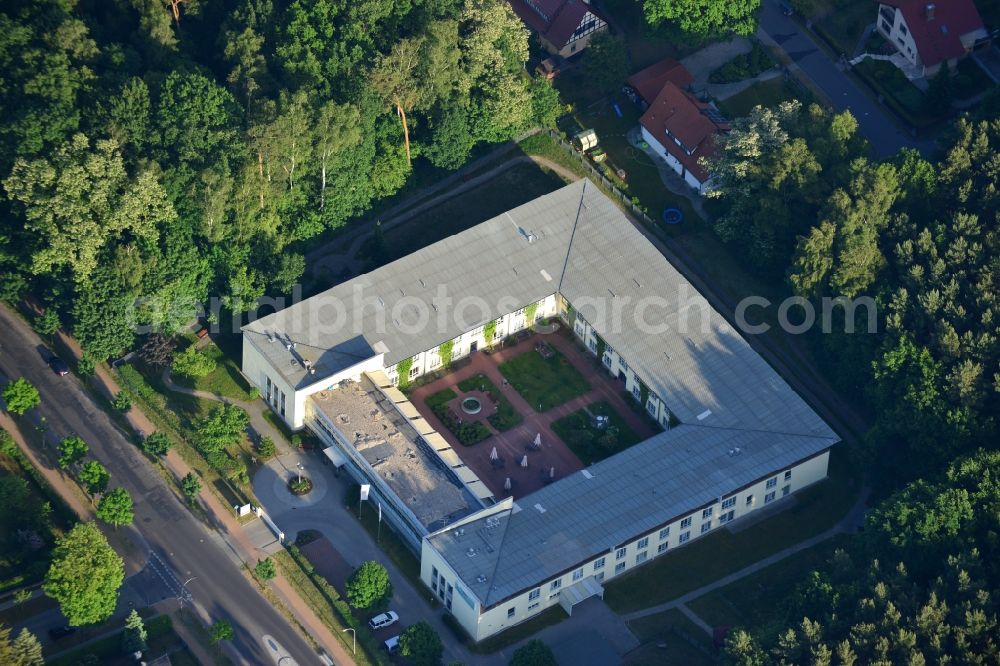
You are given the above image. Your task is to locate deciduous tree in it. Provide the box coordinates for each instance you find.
[44,522,124,625]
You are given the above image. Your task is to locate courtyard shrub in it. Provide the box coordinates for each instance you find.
[171,345,216,379]
[426,388,492,445]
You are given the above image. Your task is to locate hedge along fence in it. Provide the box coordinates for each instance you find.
[540,129,658,227]
[115,364,250,509]
[278,545,392,666]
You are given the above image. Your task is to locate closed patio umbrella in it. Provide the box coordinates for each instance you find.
[549,466,555,478]
[490,446,498,461]
[504,477,511,491]
[520,455,528,468]
[533,433,541,447]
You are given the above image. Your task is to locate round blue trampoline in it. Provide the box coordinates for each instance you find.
[662,207,684,225]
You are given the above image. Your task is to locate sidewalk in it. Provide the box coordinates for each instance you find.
[32,316,358,666]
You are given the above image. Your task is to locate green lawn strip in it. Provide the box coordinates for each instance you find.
[718,77,802,118]
[360,161,566,268]
[115,364,252,508]
[46,614,176,666]
[425,388,492,445]
[456,373,523,431]
[625,608,716,666]
[687,534,852,642]
[604,452,859,613]
[550,400,642,465]
[275,547,389,666]
[172,342,255,401]
[498,348,590,412]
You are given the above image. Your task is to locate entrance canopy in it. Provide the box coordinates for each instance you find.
[322,445,347,468]
[558,576,604,615]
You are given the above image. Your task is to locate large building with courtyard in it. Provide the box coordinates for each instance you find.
[241,179,839,642]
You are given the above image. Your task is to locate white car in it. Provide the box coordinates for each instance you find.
[369,611,399,631]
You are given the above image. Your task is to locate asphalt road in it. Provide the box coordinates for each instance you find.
[758,0,937,158]
[0,305,321,666]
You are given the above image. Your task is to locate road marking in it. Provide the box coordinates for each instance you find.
[262,634,299,665]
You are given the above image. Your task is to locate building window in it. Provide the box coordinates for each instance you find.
[680,517,692,529]
[782,484,791,496]
[765,491,776,503]
[528,602,540,610]
[646,400,657,417]
[279,391,286,417]
[766,477,777,489]
[637,537,649,549]
[632,385,641,401]
[265,376,272,402]
[587,337,597,352]
[679,531,690,543]
[658,542,668,554]
[616,547,627,560]
[900,23,907,35]
[620,358,629,372]
[507,607,516,619]
[446,583,453,610]
[615,562,626,573]
[784,470,792,481]
[722,497,736,510]
[431,567,438,592]
[594,557,605,570]
[529,588,540,601]
[746,495,754,507]
[702,507,713,519]
[880,19,892,33]
[719,510,735,524]
[550,579,562,591]
[572,568,583,581]
[603,353,612,367]
[659,527,670,540]
[701,522,712,534]
[595,572,605,583]
[409,364,420,378]
[636,551,648,564]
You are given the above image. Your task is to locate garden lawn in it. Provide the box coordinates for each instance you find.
[425,388,491,446]
[551,401,641,465]
[719,77,803,118]
[687,535,851,643]
[625,608,715,666]
[498,348,591,412]
[813,0,875,56]
[173,341,256,401]
[603,451,860,612]
[457,373,522,431]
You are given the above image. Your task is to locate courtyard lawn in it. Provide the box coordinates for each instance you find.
[625,608,716,666]
[456,373,523,431]
[425,388,492,446]
[688,535,851,643]
[498,348,591,412]
[603,451,860,613]
[551,400,642,465]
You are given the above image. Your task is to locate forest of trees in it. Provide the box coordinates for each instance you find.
[0,0,561,363]
[708,102,1000,663]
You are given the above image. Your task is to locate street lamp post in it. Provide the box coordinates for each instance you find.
[297,463,303,484]
[342,628,356,654]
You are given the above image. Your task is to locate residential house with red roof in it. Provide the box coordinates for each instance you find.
[623,57,696,108]
[875,0,989,78]
[639,82,729,194]
[508,0,608,57]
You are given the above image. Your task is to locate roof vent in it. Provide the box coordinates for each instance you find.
[266,332,274,343]
[534,503,546,514]
[697,409,712,421]
[734,447,742,455]
[476,575,487,583]
[540,269,552,282]
[285,343,293,351]
[466,547,477,557]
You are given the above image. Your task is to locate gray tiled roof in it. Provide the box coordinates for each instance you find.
[245,179,839,604]
[429,424,836,607]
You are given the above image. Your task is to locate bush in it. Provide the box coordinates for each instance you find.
[181,472,201,501]
[171,345,216,379]
[345,560,392,609]
[57,436,88,469]
[142,432,172,457]
[3,378,40,416]
[709,43,776,83]
[78,460,110,495]
[256,436,276,459]
[510,639,557,666]
[255,558,277,580]
[111,391,131,411]
[33,309,60,337]
[209,620,233,643]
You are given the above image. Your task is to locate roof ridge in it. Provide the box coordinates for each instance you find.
[669,421,838,442]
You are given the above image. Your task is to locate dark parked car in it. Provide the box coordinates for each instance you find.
[48,356,70,376]
[49,626,77,640]
[780,1,794,15]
